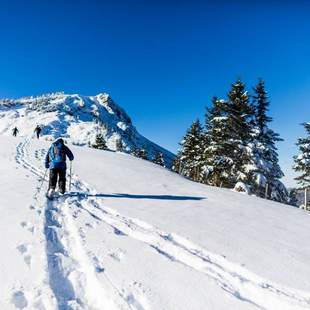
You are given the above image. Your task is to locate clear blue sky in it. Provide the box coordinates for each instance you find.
[0,1,310,187]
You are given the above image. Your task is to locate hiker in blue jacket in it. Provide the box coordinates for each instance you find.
[45,138,74,196]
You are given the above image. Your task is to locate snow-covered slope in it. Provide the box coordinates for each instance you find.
[0,92,174,165]
[1,134,310,310]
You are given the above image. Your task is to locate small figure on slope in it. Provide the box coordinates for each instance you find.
[34,125,42,139]
[45,138,74,198]
[12,127,19,137]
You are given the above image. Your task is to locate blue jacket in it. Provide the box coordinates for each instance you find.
[45,139,74,169]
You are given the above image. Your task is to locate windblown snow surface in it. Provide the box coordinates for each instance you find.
[1,134,310,310]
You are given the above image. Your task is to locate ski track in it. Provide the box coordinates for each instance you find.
[15,137,310,310]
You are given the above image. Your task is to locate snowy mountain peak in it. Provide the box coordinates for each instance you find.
[0,92,174,165]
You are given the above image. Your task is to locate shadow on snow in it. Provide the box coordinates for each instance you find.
[67,192,206,201]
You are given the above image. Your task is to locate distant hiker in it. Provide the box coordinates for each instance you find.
[34,125,42,139]
[12,127,19,137]
[45,138,74,198]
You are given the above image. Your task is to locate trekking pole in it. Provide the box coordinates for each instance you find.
[34,169,48,199]
[69,161,72,192]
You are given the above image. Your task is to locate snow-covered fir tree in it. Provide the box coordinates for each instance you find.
[293,123,310,190]
[92,133,108,150]
[224,79,254,186]
[133,148,148,160]
[288,188,299,207]
[140,148,148,160]
[248,79,286,202]
[153,152,165,167]
[202,97,233,186]
[131,148,140,157]
[174,79,288,204]
[116,139,124,152]
[176,119,204,182]
[172,155,182,173]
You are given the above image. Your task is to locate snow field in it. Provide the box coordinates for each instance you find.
[1,135,310,309]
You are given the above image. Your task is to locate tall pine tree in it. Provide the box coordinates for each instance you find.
[174,78,288,203]
[177,119,204,182]
[250,79,286,202]
[116,138,124,152]
[202,97,233,186]
[224,79,254,186]
[172,154,182,174]
[293,123,310,189]
[288,188,299,207]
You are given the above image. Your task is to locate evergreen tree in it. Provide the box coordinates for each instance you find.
[293,123,310,189]
[254,80,272,138]
[153,152,165,167]
[173,78,288,203]
[250,79,286,201]
[288,188,299,207]
[92,133,108,150]
[171,154,182,173]
[224,79,254,186]
[116,138,124,152]
[132,147,148,160]
[202,97,233,186]
[131,148,140,157]
[138,148,148,160]
[178,119,204,182]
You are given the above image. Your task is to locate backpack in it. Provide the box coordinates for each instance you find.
[50,143,66,163]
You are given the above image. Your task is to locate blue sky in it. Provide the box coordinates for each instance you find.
[0,1,310,186]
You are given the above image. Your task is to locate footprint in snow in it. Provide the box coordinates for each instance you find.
[79,228,87,245]
[126,293,147,310]
[16,244,32,267]
[85,222,95,229]
[20,221,34,233]
[91,255,105,273]
[11,290,28,309]
[125,284,150,310]
[114,227,126,236]
[23,255,31,267]
[16,244,28,255]
[109,248,126,262]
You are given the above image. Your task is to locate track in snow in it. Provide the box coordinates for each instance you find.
[15,138,145,310]
[15,137,310,310]
[44,197,122,309]
[77,198,310,310]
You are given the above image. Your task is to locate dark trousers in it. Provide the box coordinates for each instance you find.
[49,168,67,193]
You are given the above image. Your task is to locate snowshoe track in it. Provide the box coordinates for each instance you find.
[16,138,144,310]
[15,137,310,310]
[44,197,122,309]
[78,198,310,310]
